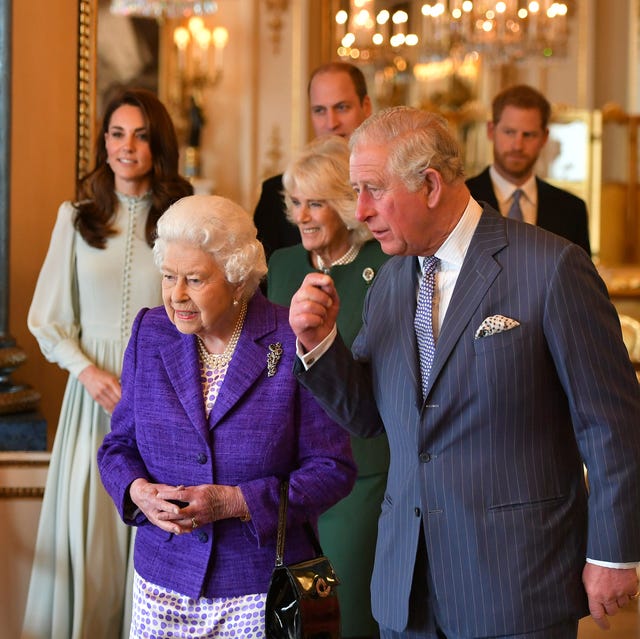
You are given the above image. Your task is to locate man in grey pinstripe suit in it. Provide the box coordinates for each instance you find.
[289,107,640,639]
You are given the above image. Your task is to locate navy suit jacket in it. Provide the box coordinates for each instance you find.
[253,174,301,262]
[466,166,591,255]
[98,292,356,600]
[295,205,640,637]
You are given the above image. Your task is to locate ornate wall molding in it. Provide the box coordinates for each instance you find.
[261,124,283,180]
[265,0,289,55]
[0,452,49,499]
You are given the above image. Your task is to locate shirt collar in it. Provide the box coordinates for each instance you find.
[419,196,482,273]
[489,165,537,206]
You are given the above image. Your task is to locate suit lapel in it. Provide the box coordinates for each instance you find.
[425,207,507,397]
[396,257,423,400]
[160,333,211,445]
[208,294,277,428]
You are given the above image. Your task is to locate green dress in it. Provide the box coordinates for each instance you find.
[268,240,390,638]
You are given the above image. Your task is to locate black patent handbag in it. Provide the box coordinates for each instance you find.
[265,480,341,639]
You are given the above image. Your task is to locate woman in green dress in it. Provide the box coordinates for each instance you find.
[267,134,389,639]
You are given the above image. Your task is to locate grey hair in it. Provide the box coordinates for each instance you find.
[282,135,372,247]
[349,106,465,191]
[153,195,267,299]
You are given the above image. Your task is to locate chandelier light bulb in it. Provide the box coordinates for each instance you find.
[188,16,205,35]
[392,10,408,25]
[196,28,211,50]
[342,32,356,47]
[377,10,390,24]
[212,26,229,49]
[174,26,190,49]
[355,9,371,28]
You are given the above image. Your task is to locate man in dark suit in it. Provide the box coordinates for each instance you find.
[253,61,372,262]
[466,84,591,255]
[289,107,640,638]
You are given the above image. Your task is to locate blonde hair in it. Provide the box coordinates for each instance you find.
[153,195,267,299]
[282,135,371,246]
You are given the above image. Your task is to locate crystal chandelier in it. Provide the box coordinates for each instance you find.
[109,0,219,18]
[335,0,572,65]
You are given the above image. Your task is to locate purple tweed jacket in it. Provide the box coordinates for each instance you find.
[98,291,356,599]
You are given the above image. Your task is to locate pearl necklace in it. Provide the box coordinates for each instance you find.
[196,301,247,369]
[315,244,361,274]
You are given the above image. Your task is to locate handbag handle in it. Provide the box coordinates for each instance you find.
[275,480,289,567]
[274,479,324,568]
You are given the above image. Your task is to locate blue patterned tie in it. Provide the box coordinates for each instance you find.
[508,188,523,221]
[415,256,439,397]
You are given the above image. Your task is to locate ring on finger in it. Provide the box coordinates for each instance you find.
[191,517,199,529]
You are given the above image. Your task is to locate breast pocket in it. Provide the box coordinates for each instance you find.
[473,325,524,354]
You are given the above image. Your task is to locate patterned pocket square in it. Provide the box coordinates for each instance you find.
[474,314,520,339]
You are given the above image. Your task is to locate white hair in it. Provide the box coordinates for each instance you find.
[153,195,267,299]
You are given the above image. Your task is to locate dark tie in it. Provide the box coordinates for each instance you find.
[415,256,439,397]
[508,188,523,221]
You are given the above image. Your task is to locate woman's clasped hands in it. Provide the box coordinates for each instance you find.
[129,478,250,535]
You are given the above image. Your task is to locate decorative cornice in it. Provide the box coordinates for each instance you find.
[265,0,289,55]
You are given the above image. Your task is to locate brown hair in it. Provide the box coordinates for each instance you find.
[307,61,369,105]
[74,87,193,248]
[491,84,551,129]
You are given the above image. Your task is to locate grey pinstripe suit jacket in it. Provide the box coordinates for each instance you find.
[295,204,640,637]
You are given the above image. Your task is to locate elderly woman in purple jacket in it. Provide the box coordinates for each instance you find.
[98,194,356,638]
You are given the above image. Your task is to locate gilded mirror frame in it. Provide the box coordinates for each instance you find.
[76,0,97,187]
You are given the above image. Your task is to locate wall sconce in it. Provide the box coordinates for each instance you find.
[168,17,228,180]
[173,17,228,90]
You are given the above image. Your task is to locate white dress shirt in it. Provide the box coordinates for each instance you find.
[489,165,537,225]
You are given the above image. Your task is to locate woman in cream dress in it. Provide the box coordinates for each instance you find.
[22,88,192,639]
